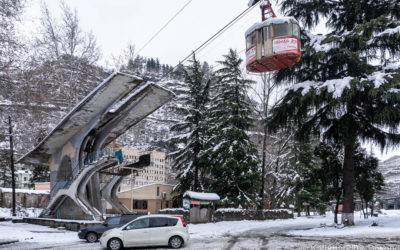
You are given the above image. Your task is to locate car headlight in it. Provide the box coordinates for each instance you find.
[102,229,112,238]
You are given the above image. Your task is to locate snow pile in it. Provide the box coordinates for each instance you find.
[183,191,220,201]
[0,221,78,244]
[159,208,186,212]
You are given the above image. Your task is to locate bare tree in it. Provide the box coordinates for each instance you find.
[33,1,102,108]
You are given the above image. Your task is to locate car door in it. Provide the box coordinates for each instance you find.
[148,217,173,245]
[122,218,150,247]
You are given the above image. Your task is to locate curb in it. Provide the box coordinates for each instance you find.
[0,239,19,246]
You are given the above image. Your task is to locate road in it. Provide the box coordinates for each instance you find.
[3,222,400,250]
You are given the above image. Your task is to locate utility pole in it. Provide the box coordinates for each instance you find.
[8,116,16,216]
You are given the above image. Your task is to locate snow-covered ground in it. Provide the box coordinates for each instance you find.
[287,209,400,238]
[0,208,400,249]
[0,207,42,218]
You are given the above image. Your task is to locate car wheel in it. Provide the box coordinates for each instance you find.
[169,236,183,249]
[85,232,98,243]
[108,238,123,250]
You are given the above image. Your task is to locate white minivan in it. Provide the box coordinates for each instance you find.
[99,215,189,250]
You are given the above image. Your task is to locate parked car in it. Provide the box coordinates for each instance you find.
[78,213,144,243]
[99,215,189,250]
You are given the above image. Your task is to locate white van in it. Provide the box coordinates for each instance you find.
[99,214,189,250]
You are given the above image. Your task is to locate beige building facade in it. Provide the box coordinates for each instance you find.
[119,148,170,191]
[117,184,174,214]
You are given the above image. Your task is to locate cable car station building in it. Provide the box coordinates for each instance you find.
[18,72,174,220]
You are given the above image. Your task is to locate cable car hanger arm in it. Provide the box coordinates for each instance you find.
[249,0,276,21]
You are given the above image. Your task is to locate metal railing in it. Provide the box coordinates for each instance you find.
[50,148,122,196]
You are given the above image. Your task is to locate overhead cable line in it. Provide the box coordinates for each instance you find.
[179,3,258,65]
[134,0,193,58]
[162,2,260,78]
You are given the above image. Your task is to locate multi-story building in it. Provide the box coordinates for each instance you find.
[15,168,33,189]
[119,148,170,191]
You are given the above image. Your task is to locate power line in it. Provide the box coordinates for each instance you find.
[134,0,193,58]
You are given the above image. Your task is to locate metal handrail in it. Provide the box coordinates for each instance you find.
[50,148,121,195]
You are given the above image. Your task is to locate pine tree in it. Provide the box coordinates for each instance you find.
[268,0,400,225]
[168,54,211,203]
[205,49,260,207]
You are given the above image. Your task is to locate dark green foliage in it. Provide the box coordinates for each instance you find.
[205,49,260,207]
[31,165,50,184]
[169,54,211,202]
[287,137,319,213]
[0,148,11,187]
[269,0,400,223]
[354,144,384,211]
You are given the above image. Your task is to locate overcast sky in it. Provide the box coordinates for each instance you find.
[20,0,399,161]
[22,0,264,67]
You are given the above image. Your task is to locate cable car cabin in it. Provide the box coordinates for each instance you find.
[245,17,301,73]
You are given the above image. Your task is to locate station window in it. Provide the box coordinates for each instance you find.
[273,23,290,37]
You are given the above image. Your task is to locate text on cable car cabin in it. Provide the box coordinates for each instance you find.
[273,38,298,54]
[246,47,257,64]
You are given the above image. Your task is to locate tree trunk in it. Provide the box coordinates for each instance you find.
[259,125,267,206]
[370,201,374,217]
[360,198,366,219]
[296,191,301,217]
[334,190,341,224]
[342,141,355,226]
[259,73,272,207]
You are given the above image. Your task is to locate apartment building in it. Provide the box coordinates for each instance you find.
[15,168,33,189]
[119,148,169,191]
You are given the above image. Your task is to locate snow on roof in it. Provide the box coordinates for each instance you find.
[245,17,297,37]
[0,188,49,194]
[183,191,220,201]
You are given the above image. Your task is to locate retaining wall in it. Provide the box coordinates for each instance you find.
[0,188,49,208]
[157,208,190,224]
[158,208,293,224]
[213,208,293,222]
[22,217,102,232]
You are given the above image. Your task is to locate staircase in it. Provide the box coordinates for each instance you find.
[44,152,118,220]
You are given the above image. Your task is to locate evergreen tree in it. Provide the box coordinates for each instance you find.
[268,0,400,225]
[354,144,384,218]
[287,137,318,216]
[31,165,50,184]
[205,49,260,207]
[313,141,343,222]
[168,54,211,203]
